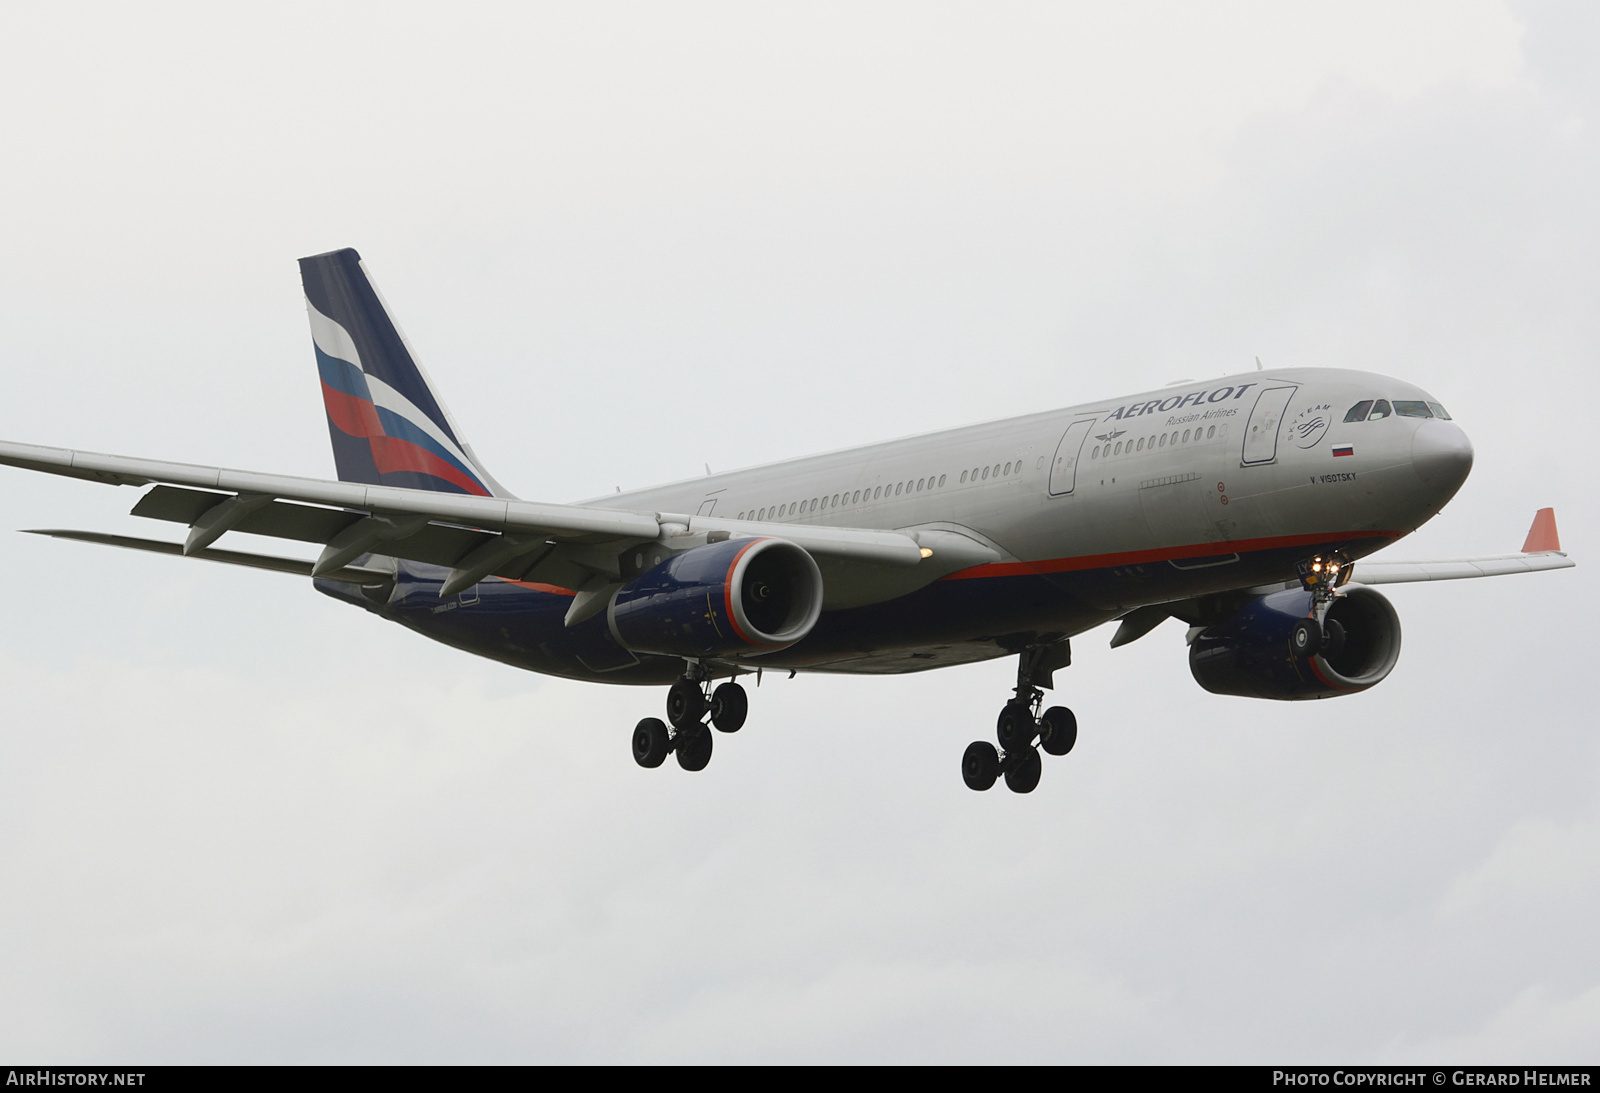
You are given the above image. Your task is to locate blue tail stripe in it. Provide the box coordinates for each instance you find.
[315,345,371,399]
[369,469,478,495]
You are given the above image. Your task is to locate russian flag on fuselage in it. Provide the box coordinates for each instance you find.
[299,248,501,496]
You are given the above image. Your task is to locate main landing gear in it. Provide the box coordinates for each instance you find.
[963,640,1077,794]
[632,664,749,773]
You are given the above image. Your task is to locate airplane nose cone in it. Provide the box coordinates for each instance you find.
[1410,419,1473,497]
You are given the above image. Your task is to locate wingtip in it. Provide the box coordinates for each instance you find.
[1522,508,1561,553]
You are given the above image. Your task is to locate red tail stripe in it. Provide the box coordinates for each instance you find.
[368,436,492,496]
[322,382,386,439]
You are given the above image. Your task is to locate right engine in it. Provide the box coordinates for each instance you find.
[607,536,823,658]
[1188,585,1403,700]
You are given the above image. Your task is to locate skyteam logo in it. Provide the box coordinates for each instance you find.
[1289,403,1333,449]
[309,303,492,496]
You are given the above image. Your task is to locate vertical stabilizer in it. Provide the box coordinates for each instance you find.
[299,248,511,497]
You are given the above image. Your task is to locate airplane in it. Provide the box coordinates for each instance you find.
[0,248,1575,794]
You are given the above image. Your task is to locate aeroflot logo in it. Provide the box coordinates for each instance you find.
[1102,383,1259,422]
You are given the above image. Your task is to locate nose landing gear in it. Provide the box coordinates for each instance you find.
[1290,552,1352,660]
[634,665,751,772]
[963,640,1076,794]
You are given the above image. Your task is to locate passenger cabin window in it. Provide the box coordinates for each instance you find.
[1393,401,1432,418]
[1343,400,1374,423]
[1368,400,1391,420]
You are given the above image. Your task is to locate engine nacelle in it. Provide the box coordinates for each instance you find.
[1189,585,1402,700]
[608,536,823,658]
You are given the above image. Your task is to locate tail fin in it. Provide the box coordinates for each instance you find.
[299,248,510,497]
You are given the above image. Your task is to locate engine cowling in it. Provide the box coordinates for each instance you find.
[1189,585,1402,700]
[608,536,823,658]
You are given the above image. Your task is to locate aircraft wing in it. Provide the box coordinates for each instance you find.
[0,440,926,599]
[1346,507,1573,585]
[1348,552,1574,584]
[1103,507,1573,649]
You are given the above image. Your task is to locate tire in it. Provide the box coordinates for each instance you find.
[666,678,707,729]
[1289,617,1322,660]
[995,702,1036,752]
[631,717,670,768]
[1039,706,1077,756]
[710,682,748,733]
[962,741,999,791]
[675,725,713,771]
[1321,618,1347,659]
[1004,747,1042,794]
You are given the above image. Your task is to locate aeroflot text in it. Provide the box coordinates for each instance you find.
[1102,384,1258,422]
[1272,1074,1592,1088]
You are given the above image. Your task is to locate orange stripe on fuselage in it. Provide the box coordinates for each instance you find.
[495,578,576,596]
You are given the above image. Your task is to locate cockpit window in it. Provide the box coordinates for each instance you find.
[1368,400,1391,420]
[1427,402,1452,420]
[1343,400,1374,423]
[1393,401,1433,418]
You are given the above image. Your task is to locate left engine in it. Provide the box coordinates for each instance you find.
[1188,585,1403,700]
[608,536,824,658]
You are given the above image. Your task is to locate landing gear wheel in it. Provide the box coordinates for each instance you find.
[675,725,713,772]
[1039,706,1077,756]
[962,741,1000,791]
[667,678,707,729]
[709,682,748,733]
[995,702,1036,752]
[1004,748,1042,794]
[631,717,670,768]
[1321,618,1347,659]
[1289,617,1322,659]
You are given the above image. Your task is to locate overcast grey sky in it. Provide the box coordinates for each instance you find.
[0,0,1594,1063]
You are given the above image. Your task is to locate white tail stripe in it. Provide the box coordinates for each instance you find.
[307,302,364,371]
[364,372,482,476]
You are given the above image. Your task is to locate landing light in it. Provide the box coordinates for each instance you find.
[1296,552,1352,590]
[920,547,934,559]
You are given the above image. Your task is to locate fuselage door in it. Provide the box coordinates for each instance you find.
[1240,385,1298,466]
[1048,417,1098,496]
